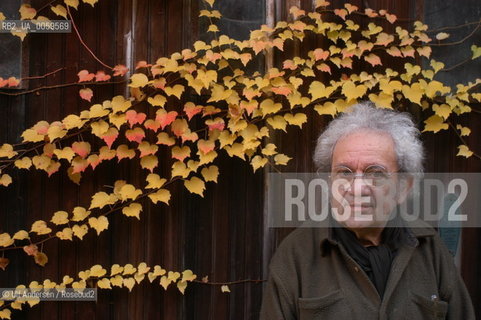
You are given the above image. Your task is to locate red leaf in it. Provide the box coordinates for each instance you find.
[77,70,95,82]
[0,78,8,88]
[125,127,145,143]
[272,87,292,96]
[79,88,93,102]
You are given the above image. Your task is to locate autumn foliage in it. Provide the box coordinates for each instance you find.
[0,0,480,318]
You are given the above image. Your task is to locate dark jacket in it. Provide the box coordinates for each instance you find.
[260,221,475,320]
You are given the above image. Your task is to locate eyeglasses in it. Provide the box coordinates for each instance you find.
[329,165,397,187]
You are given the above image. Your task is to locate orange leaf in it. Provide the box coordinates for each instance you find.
[271,86,292,96]
[23,244,38,256]
[156,110,178,130]
[171,119,189,137]
[333,8,348,20]
[205,118,225,131]
[125,127,145,143]
[125,110,147,127]
[7,77,21,87]
[95,70,111,81]
[184,102,203,120]
[197,139,215,154]
[385,13,397,24]
[79,88,93,102]
[364,53,382,67]
[144,119,162,132]
[72,141,91,158]
[313,49,329,61]
[77,70,95,82]
[135,61,152,70]
[113,64,129,76]
[101,127,119,148]
[364,8,378,17]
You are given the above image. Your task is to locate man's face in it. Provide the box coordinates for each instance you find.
[329,130,402,230]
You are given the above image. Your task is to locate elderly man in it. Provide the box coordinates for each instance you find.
[260,102,475,319]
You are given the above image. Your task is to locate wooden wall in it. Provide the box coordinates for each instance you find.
[0,0,479,319]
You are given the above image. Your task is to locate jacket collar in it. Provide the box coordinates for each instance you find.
[318,218,436,256]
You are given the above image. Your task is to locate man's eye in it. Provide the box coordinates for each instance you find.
[364,171,387,179]
[337,171,353,177]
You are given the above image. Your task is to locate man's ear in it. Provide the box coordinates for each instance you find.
[397,175,414,204]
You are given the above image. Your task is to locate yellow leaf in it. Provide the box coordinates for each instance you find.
[260,99,282,116]
[123,277,135,292]
[0,233,14,247]
[221,285,231,293]
[402,83,423,105]
[471,45,481,60]
[160,276,172,290]
[251,155,268,172]
[110,275,123,287]
[146,174,166,189]
[13,157,31,170]
[148,189,171,205]
[0,144,17,158]
[51,4,67,18]
[19,4,36,20]
[456,125,471,137]
[129,73,149,88]
[261,144,277,156]
[171,161,191,178]
[72,206,90,221]
[122,203,142,219]
[21,129,44,143]
[267,116,287,131]
[314,102,337,116]
[72,224,89,240]
[111,95,132,113]
[13,230,29,240]
[0,174,12,187]
[457,145,473,158]
[423,115,448,133]
[140,155,158,172]
[90,264,107,277]
[274,154,292,166]
[208,24,219,32]
[177,280,188,294]
[164,84,185,99]
[111,264,124,276]
[172,145,191,161]
[368,93,393,109]
[0,309,11,319]
[0,12,5,21]
[137,262,150,275]
[201,165,219,182]
[342,82,367,101]
[51,211,69,225]
[284,113,307,127]
[90,192,115,209]
[56,227,73,241]
[430,60,444,73]
[147,94,167,107]
[65,0,79,9]
[90,120,109,137]
[119,184,142,201]
[31,220,52,235]
[204,0,215,7]
[83,0,99,7]
[432,104,451,119]
[88,216,109,235]
[184,177,206,196]
[97,278,111,289]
